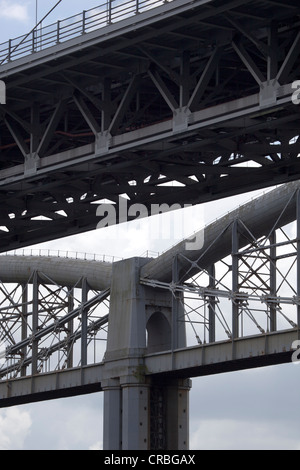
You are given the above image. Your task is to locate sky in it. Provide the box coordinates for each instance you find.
[0,0,105,42]
[0,0,300,451]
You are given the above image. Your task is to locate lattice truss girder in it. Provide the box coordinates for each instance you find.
[0,271,109,380]
[0,0,299,250]
[142,189,300,348]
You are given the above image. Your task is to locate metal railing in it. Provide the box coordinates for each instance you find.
[0,0,170,65]
[0,248,122,263]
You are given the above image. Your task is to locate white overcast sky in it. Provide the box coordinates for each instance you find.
[0,0,300,451]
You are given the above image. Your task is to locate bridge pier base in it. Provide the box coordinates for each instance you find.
[103,379,122,450]
[103,257,190,450]
[122,383,150,450]
[150,379,191,450]
[103,377,191,450]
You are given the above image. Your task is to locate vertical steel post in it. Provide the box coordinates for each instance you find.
[56,20,60,44]
[21,284,28,377]
[67,288,74,369]
[208,264,216,343]
[232,220,239,355]
[108,0,112,24]
[82,10,86,35]
[269,231,277,332]
[172,255,179,354]
[32,271,39,375]
[32,29,36,53]
[8,39,12,62]
[81,278,88,367]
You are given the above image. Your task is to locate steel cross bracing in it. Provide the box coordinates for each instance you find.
[0,182,300,406]
[0,269,110,383]
[141,205,300,349]
[0,0,299,251]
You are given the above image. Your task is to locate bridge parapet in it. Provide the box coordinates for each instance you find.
[0,0,172,65]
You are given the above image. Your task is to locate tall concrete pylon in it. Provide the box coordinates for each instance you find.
[102,257,190,450]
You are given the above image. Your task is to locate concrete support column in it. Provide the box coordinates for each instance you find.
[121,383,150,450]
[150,378,191,450]
[103,257,190,450]
[103,379,122,450]
[103,257,149,450]
[165,379,191,450]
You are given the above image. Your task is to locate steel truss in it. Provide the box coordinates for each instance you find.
[141,189,300,349]
[0,0,299,251]
[0,270,109,380]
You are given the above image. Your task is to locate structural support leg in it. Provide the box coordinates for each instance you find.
[32,271,39,376]
[103,380,122,450]
[232,220,239,357]
[121,383,149,450]
[165,379,191,450]
[103,257,190,450]
[269,231,277,332]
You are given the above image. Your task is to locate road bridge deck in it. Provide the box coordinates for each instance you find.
[0,0,299,251]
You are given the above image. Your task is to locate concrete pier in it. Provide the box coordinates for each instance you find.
[103,257,190,450]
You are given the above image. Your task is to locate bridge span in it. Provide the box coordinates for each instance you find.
[0,181,300,448]
[0,0,299,450]
[0,0,299,253]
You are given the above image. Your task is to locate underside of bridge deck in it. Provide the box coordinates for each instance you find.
[0,0,299,251]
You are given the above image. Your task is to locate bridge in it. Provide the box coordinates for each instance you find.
[0,0,299,450]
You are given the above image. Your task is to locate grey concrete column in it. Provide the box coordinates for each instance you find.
[103,256,190,450]
[121,383,150,450]
[103,379,122,450]
[165,379,191,450]
[103,257,149,450]
[105,257,148,361]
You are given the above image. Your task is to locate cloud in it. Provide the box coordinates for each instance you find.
[0,1,29,22]
[190,418,300,450]
[89,441,102,450]
[0,407,32,450]
[23,395,103,450]
[189,363,300,449]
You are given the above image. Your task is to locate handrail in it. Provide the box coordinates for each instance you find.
[0,0,170,65]
[0,248,122,263]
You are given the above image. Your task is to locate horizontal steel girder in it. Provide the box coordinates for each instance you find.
[0,330,297,408]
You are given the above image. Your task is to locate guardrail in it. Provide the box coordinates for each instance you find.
[0,0,169,64]
[0,248,122,263]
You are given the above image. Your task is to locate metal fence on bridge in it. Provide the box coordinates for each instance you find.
[0,0,170,64]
